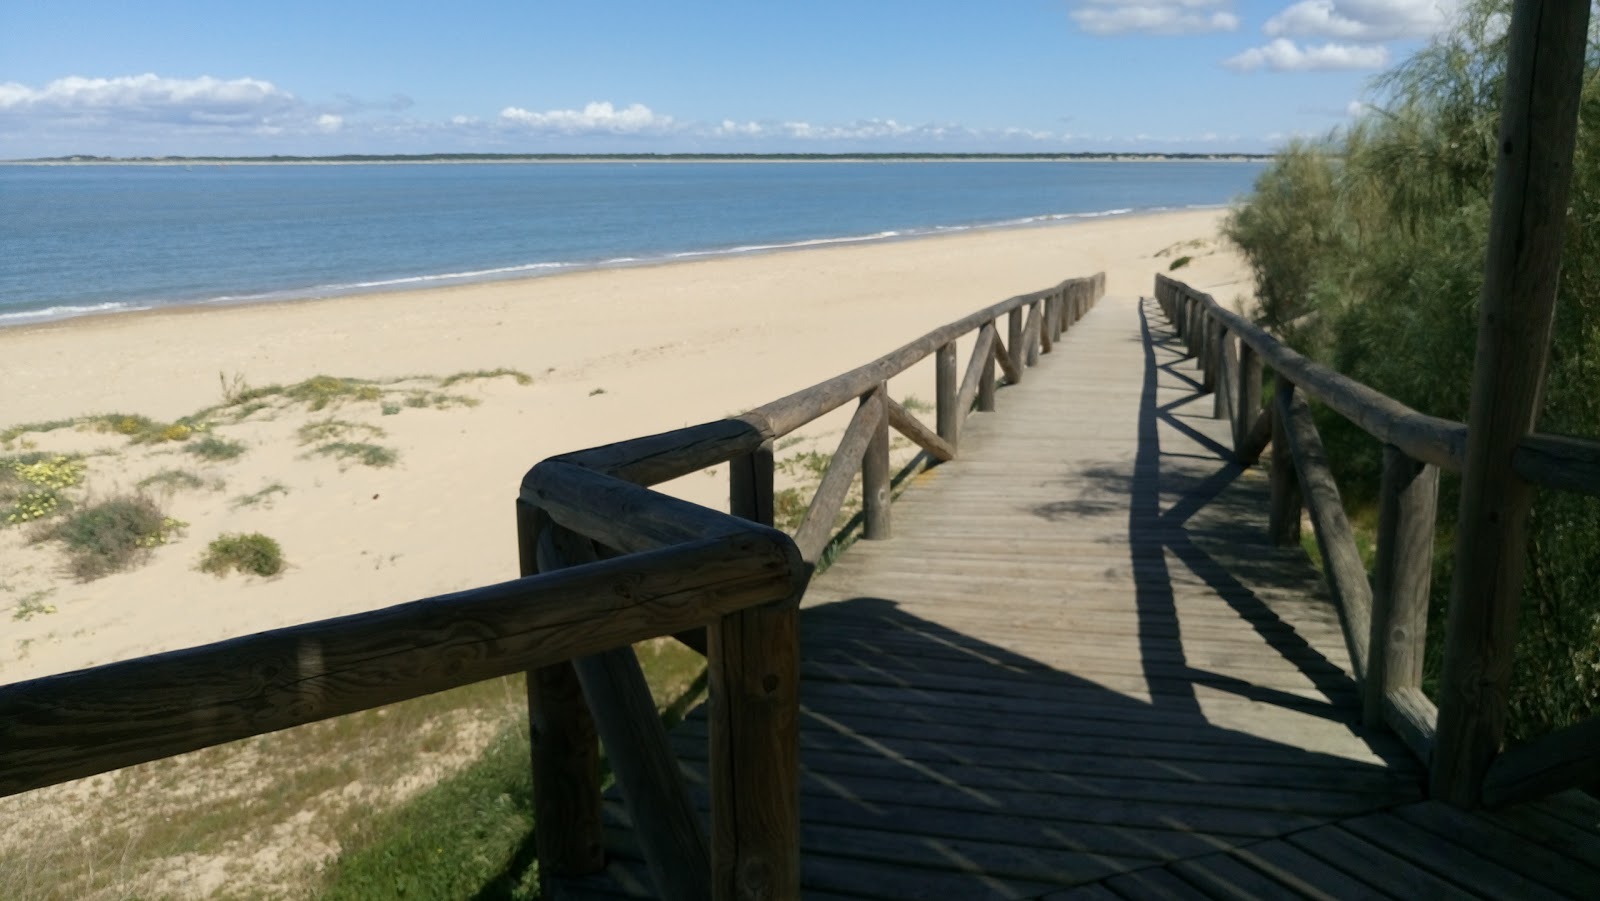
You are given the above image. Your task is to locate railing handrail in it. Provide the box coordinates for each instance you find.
[1156,272,1600,814]
[0,529,797,798]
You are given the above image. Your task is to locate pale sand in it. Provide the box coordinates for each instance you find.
[0,208,1252,685]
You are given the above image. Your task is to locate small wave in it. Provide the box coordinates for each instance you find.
[0,301,149,324]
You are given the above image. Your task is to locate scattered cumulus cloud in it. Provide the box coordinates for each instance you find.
[1223,38,1389,71]
[316,113,343,132]
[0,73,296,124]
[498,101,676,135]
[1264,0,1459,41]
[1071,1,1240,36]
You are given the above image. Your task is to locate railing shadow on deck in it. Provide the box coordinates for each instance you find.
[561,595,1425,898]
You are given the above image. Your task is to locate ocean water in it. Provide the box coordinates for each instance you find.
[0,161,1265,326]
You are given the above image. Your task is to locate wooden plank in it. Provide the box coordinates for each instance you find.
[1169,852,1291,900]
[992,329,1023,387]
[1228,838,1386,900]
[1340,811,1553,899]
[1286,825,1476,901]
[1365,446,1438,727]
[1102,867,1213,900]
[1435,0,1592,806]
[541,527,711,901]
[1392,801,1600,896]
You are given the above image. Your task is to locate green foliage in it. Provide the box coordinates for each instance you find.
[313,442,398,468]
[0,418,76,445]
[1225,0,1600,738]
[90,413,197,444]
[318,727,538,901]
[187,435,246,461]
[900,394,933,414]
[231,482,290,509]
[438,367,534,388]
[296,417,385,445]
[1167,255,1192,271]
[2,454,85,525]
[137,468,209,493]
[42,495,183,581]
[199,532,285,577]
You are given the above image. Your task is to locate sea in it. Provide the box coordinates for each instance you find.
[0,160,1266,327]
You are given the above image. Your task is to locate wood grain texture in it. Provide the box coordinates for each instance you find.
[793,391,881,564]
[861,385,892,541]
[1483,713,1600,808]
[884,396,955,463]
[1365,446,1438,727]
[1434,0,1593,806]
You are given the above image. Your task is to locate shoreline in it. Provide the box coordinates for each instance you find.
[1,203,1227,331]
[2,156,1272,167]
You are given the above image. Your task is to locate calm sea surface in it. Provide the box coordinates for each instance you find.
[0,161,1265,326]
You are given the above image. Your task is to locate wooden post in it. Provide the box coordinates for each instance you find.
[1041,296,1055,355]
[862,385,891,539]
[541,528,710,901]
[1269,381,1302,547]
[1211,328,1229,418]
[1024,302,1042,367]
[712,443,800,900]
[1366,446,1439,728]
[1007,307,1024,381]
[1235,342,1263,463]
[936,341,958,448]
[1433,0,1591,807]
[517,500,605,886]
[978,331,997,412]
[1202,316,1218,395]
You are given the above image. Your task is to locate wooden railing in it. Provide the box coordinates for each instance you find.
[1156,273,1600,810]
[0,272,1103,901]
[522,271,1102,899]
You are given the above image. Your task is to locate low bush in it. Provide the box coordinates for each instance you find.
[42,495,183,581]
[199,532,285,577]
[188,436,246,461]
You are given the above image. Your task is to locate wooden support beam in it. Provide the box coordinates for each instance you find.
[935,341,958,447]
[1235,342,1264,463]
[1514,432,1600,497]
[518,500,604,885]
[1007,307,1024,379]
[978,329,997,412]
[991,332,1023,386]
[1483,714,1600,808]
[1281,390,1372,681]
[1434,0,1592,807]
[538,527,711,901]
[1024,302,1043,367]
[1268,386,1301,547]
[1384,687,1438,768]
[1041,296,1056,354]
[714,440,800,900]
[884,396,955,463]
[955,324,997,426]
[794,392,880,563]
[861,385,891,540]
[1365,446,1439,728]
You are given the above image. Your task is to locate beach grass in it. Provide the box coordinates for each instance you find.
[312,441,398,468]
[38,494,183,581]
[187,435,247,461]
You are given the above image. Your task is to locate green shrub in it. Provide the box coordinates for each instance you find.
[313,442,398,468]
[438,367,533,388]
[137,468,208,493]
[199,533,285,577]
[42,495,183,581]
[188,436,246,461]
[1168,255,1192,271]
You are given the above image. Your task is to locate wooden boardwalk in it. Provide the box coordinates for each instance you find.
[555,296,1600,899]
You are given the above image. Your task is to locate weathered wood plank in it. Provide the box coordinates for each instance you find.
[883,395,955,463]
[1366,446,1438,728]
[1482,713,1600,808]
[793,390,881,563]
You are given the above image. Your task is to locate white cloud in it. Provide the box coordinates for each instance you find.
[1347,99,1369,117]
[1264,0,1459,41]
[1224,38,1389,71]
[0,74,296,124]
[498,101,675,135]
[316,113,343,132]
[1072,1,1240,36]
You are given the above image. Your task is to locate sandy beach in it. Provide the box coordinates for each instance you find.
[0,208,1251,685]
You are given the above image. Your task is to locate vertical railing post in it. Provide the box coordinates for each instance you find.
[1434,0,1591,806]
[1041,296,1056,355]
[1366,446,1439,728]
[1235,342,1263,461]
[936,341,959,449]
[1212,329,1231,419]
[978,331,997,413]
[1202,317,1219,399]
[1007,308,1024,382]
[1025,301,1042,367]
[517,499,605,889]
[862,385,891,540]
[1268,379,1302,546]
[712,443,800,900]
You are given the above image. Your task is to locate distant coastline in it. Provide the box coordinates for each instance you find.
[5,151,1273,165]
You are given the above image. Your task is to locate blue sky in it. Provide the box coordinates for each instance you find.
[0,1,1460,158]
